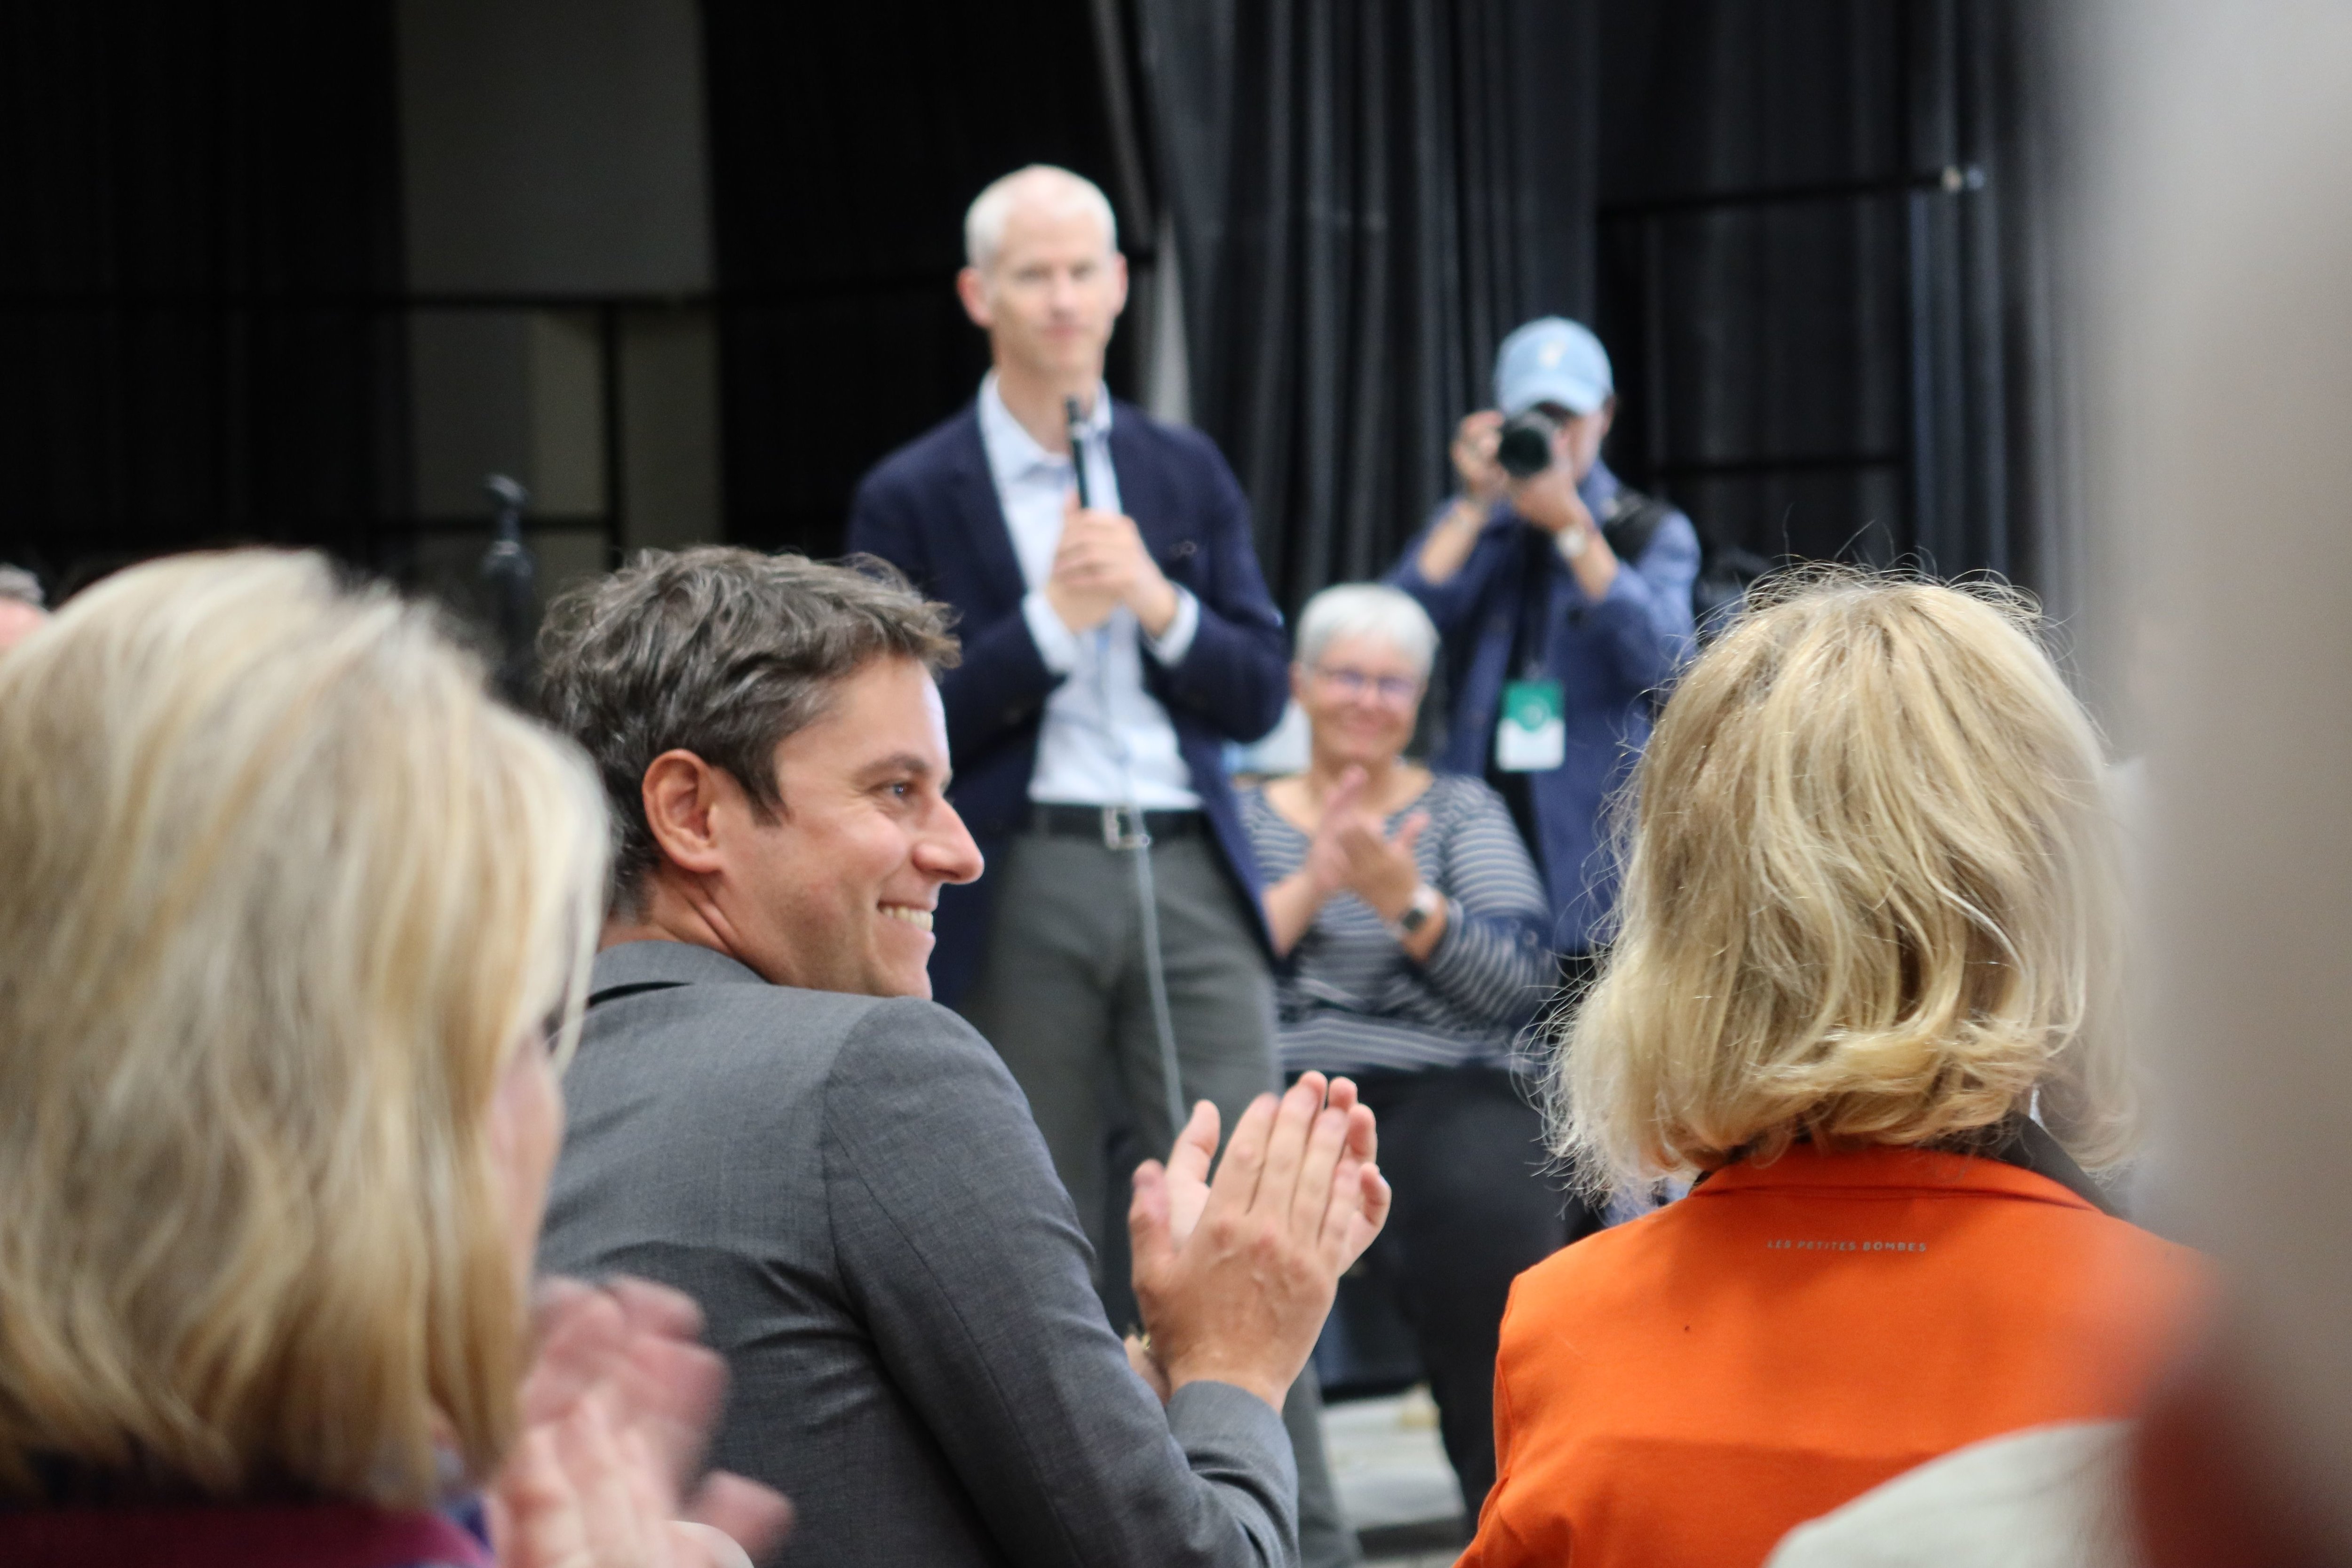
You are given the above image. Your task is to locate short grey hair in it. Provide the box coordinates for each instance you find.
[1295,583,1440,677]
[964,165,1118,271]
[536,548,960,913]
[0,566,44,608]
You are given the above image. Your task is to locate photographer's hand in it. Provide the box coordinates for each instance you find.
[1510,467,1619,598]
[1450,410,1508,505]
[1415,411,1508,586]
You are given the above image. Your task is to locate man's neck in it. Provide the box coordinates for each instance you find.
[602,874,754,974]
[992,359,1104,455]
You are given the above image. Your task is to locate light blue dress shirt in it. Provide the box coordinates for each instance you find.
[976,374,1202,809]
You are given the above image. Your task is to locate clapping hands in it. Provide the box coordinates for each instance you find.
[491,1277,794,1568]
[1303,765,1429,924]
[1127,1075,1390,1410]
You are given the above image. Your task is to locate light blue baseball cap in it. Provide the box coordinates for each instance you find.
[1493,317,1613,417]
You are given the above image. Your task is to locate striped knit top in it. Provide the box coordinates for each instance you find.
[1241,771,1556,1075]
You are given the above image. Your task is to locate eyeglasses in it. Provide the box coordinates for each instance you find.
[1312,666,1422,706]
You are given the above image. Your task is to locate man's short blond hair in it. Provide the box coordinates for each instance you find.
[1553,572,2131,1189]
[963,164,1118,271]
[0,551,607,1505]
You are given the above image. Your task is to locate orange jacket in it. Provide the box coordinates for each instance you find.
[1459,1143,2205,1568]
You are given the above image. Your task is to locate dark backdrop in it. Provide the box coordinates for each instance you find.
[1591,0,2059,587]
[0,1,411,593]
[1133,0,2058,616]
[1,3,2066,615]
[1135,0,1598,620]
[701,0,1151,558]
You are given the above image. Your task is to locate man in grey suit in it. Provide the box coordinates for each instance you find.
[533,548,1390,1568]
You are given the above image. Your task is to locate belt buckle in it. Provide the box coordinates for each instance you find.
[1102,804,1152,851]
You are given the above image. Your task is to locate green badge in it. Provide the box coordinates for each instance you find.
[1496,678,1565,772]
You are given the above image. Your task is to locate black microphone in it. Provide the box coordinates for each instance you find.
[1065,395,1093,510]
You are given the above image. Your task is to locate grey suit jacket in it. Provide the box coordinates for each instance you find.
[538,941,1298,1568]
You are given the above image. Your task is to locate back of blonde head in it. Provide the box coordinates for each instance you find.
[1556,573,2130,1190]
[0,552,606,1505]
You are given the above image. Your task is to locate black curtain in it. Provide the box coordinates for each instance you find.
[0,2,411,594]
[702,0,1144,559]
[1135,0,1597,621]
[1592,0,2056,586]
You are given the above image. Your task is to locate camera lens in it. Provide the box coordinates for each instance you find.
[1496,412,1557,479]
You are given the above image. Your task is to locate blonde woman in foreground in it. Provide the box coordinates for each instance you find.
[1457,574,2207,1568]
[0,554,786,1568]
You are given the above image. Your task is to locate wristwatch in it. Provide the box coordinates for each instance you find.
[1388,883,1444,941]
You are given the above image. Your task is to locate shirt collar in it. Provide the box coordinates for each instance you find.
[1692,1140,2108,1212]
[589,939,766,999]
[977,372,1112,491]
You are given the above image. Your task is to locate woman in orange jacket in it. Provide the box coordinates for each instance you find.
[1459,575,2204,1568]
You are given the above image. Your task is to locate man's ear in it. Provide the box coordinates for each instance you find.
[640,750,732,876]
[956,266,993,330]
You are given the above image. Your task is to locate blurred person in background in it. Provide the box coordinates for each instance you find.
[1778,4,2352,1562]
[1391,317,1698,974]
[533,547,1388,1568]
[0,565,47,653]
[844,167,1352,1561]
[0,552,787,1568]
[1458,576,2205,1568]
[1241,583,1575,1519]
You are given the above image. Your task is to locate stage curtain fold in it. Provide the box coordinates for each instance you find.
[1132,0,1599,620]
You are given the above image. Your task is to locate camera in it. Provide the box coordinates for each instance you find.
[1495,409,1559,478]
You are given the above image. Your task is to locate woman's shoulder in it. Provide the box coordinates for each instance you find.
[1416,768,1522,836]
[1489,1210,1685,1381]
[1240,777,1287,826]
[1421,767,1507,814]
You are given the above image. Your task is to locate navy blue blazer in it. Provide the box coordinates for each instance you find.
[845,399,1289,1006]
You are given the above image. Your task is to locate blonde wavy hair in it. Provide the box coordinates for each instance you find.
[0,552,607,1506]
[1553,571,2131,1190]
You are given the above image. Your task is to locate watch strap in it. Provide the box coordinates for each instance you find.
[1389,883,1443,939]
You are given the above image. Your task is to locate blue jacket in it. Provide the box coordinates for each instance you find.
[846,400,1289,1006]
[1390,460,1698,951]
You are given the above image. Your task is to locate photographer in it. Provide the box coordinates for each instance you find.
[1389,318,1697,969]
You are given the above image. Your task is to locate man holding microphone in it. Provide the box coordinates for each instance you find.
[847,166,1356,1566]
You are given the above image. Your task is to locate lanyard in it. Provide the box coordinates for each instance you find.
[1511,522,1555,681]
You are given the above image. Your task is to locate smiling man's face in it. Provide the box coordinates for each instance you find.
[728,654,982,999]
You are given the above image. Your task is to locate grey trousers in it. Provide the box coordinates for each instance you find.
[960,829,1361,1568]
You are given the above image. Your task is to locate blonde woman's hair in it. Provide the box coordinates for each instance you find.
[1553,571,2130,1190]
[0,552,607,1506]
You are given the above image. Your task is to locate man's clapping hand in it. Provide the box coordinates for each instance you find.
[491,1276,793,1568]
[1127,1074,1390,1411]
[1044,490,1180,637]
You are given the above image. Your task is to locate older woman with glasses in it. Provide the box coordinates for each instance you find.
[1241,583,1574,1520]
